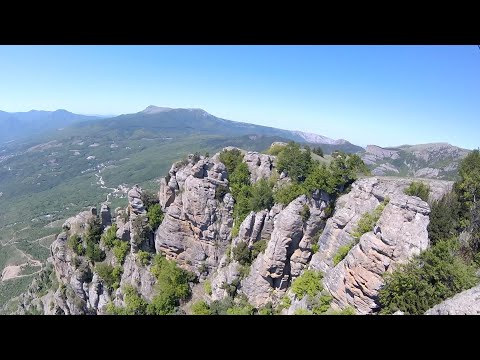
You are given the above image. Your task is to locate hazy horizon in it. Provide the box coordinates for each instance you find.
[1,45,479,149]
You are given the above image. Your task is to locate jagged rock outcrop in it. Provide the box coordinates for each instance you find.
[100,204,112,227]
[323,192,431,314]
[425,285,480,315]
[414,167,440,178]
[237,195,330,307]
[62,207,97,234]
[119,253,157,302]
[128,185,146,217]
[243,152,275,183]
[155,155,234,273]
[210,261,242,301]
[307,177,453,314]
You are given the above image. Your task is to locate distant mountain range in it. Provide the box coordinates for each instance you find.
[359,143,470,180]
[0,109,102,143]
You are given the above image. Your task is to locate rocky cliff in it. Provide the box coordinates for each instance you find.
[17,147,464,315]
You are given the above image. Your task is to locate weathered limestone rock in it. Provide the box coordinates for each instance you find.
[119,253,157,302]
[243,151,275,183]
[323,192,431,314]
[128,185,146,217]
[155,156,233,273]
[425,285,480,315]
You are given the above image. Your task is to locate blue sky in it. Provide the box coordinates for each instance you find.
[0,45,479,149]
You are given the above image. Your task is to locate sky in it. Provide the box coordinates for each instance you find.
[0,45,479,149]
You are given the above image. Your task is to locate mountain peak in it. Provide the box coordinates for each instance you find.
[141,105,173,114]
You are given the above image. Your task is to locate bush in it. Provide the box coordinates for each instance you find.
[333,244,354,266]
[294,308,312,315]
[85,217,103,244]
[191,300,212,315]
[330,306,356,315]
[312,294,333,314]
[249,179,274,211]
[147,203,164,231]
[209,297,234,315]
[112,240,130,265]
[291,270,324,300]
[273,182,305,205]
[300,204,310,222]
[230,162,251,198]
[251,239,267,260]
[95,263,122,292]
[266,144,286,156]
[204,280,212,296]
[131,215,151,247]
[226,304,255,315]
[85,241,105,263]
[101,224,118,250]
[351,200,388,240]
[404,181,430,202]
[67,234,85,256]
[311,243,319,254]
[428,191,462,246]
[219,148,244,175]
[136,250,151,266]
[232,242,251,266]
[276,142,313,182]
[148,254,192,315]
[378,239,478,314]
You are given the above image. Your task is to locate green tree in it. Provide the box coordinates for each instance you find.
[219,148,244,175]
[112,240,130,264]
[67,234,85,256]
[249,178,274,211]
[276,142,313,182]
[147,203,164,231]
[428,191,462,245]
[101,224,118,250]
[404,181,430,202]
[291,270,324,300]
[232,242,251,266]
[379,239,478,315]
[191,300,212,315]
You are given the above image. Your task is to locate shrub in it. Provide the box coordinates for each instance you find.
[266,144,286,156]
[232,242,251,266]
[276,142,313,182]
[311,243,319,254]
[219,148,244,175]
[131,215,151,247]
[404,181,430,202]
[85,241,105,263]
[203,280,212,296]
[136,250,151,266]
[428,191,462,246]
[251,239,267,260]
[291,270,324,300]
[351,200,388,240]
[238,264,251,279]
[191,300,212,315]
[85,217,103,244]
[333,243,354,266]
[330,306,356,315]
[209,297,235,315]
[101,224,118,250]
[249,179,274,211]
[300,204,310,222]
[226,304,255,315]
[112,239,130,265]
[378,239,478,315]
[147,203,164,231]
[312,294,333,314]
[273,182,305,205]
[67,234,85,256]
[294,308,312,315]
[95,263,122,292]
[148,254,192,315]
